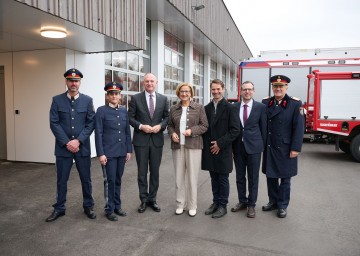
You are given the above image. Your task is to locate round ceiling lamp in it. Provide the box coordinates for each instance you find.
[40,27,67,38]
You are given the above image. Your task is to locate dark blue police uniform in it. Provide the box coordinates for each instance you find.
[95,82,132,218]
[262,75,304,217]
[49,69,95,215]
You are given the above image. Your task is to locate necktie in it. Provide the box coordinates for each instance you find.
[149,94,154,117]
[243,104,248,126]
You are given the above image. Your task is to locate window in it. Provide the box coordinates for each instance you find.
[210,60,217,80]
[164,31,184,107]
[104,20,151,109]
[193,48,204,104]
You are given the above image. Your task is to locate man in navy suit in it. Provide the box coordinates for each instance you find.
[231,81,267,218]
[128,73,169,213]
[46,68,96,222]
[262,75,304,218]
[95,82,132,221]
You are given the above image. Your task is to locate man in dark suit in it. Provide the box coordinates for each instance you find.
[231,81,267,218]
[202,79,240,218]
[46,68,96,222]
[95,82,132,221]
[262,75,304,218]
[128,73,169,213]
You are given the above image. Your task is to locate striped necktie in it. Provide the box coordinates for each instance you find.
[149,94,154,117]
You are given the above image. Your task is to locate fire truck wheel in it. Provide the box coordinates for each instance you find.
[339,141,351,154]
[350,134,360,162]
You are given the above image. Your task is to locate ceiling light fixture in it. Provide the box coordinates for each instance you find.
[40,27,67,38]
[191,5,205,11]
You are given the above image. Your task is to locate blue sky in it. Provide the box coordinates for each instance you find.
[223,0,360,56]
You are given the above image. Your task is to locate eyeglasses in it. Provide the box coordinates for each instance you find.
[180,90,191,94]
[241,88,253,92]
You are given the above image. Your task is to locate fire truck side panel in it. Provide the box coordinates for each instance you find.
[238,60,360,103]
[320,80,360,120]
[240,68,269,101]
[269,67,309,102]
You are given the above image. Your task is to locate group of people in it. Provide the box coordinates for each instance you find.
[46,68,304,223]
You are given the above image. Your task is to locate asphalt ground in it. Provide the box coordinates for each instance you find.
[0,138,359,256]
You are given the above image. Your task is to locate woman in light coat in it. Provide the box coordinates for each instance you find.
[168,83,208,217]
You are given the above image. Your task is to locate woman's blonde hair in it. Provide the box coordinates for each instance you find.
[175,83,194,98]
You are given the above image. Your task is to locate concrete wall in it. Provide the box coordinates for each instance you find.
[0,67,6,159]
[0,53,15,162]
[0,49,105,163]
[12,49,66,163]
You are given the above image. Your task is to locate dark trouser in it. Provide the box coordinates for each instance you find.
[266,177,291,209]
[134,139,163,203]
[233,146,261,207]
[104,156,126,214]
[209,171,229,208]
[53,155,94,212]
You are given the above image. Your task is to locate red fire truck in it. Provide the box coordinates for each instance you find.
[305,70,360,162]
[236,57,360,162]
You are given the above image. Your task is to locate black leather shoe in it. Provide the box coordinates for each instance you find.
[204,203,218,215]
[149,202,161,212]
[262,202,278,211]
[231,202,247,212]
[84,208,96,219]
[247,206,256,218]
[114,209,127,217]
[138,202,147,213]
[277,208,287,218]
[212,207,227,218]
[45,210,65,222]
[105,213,118,221]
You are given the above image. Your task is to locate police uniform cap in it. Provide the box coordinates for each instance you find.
[104,81,123,92]
[270,75,291,85]
[64,68,83,80]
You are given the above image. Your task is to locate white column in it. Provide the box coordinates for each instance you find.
[203,55,211,104]
[150,21,165,94]
[217,63,222,81]
[226,67,231,89]
[184,42,193,83]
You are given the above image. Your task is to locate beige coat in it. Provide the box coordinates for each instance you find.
[168,101,208,149]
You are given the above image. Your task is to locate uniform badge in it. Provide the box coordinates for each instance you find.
[299,107,304,115]
[268,99,274,107]
[113,85,117,89]
[72,73,76,77]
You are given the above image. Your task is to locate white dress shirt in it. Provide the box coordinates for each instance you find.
[240,99,253,126]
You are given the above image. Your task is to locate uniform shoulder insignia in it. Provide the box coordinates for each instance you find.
[262,96,270,100]
[291,96,300,101]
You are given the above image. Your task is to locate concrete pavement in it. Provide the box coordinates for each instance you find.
[0,138,359,256]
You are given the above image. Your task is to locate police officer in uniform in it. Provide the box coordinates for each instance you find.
[95,82,132,221]
[46,68,96,222]
[261,75,304,218]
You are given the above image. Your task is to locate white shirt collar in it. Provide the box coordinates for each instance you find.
[67,93,79,100]
[241,98,253,108]
[108,103,119,109]
[145,91,155,97]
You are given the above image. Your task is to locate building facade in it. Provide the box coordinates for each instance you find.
[0,0,252,163]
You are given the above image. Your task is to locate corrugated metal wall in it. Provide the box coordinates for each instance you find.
[16,0,146,49]
[168,0,252,62]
